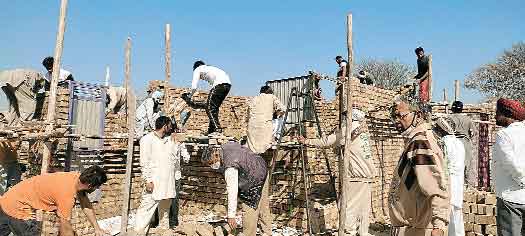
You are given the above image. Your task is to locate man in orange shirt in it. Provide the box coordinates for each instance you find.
[0,165,109,236]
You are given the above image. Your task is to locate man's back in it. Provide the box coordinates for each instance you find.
[492,122,525,204]
[449,113,473,138]
[0,172,79,220]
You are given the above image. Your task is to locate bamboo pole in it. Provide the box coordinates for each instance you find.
[41,0,68,175]
[164,23,171,112]
[454,80,460,101]
[428,55,433,103]
[105,66,110,87]
[443,88,448,113]
[120,37,136,234]
[339,12,353,236]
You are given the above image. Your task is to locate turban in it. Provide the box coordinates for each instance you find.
[497,98,525,121]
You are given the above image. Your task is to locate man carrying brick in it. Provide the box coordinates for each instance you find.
[298,108,375,236]
[388,96,449,236]
[448,101,475,188]
[201,142,269,236]
[491,98,525,236]
[0,165,108,236]
[413,47,430,104]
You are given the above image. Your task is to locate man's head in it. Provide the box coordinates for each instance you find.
[201,145,223,170]
[496,98,525,127]
[335,56,344,64]
[391,96,419,132]
[260,85,273,94]
[451,101,464,113]
[151,90,164,103]
[42,57,54,73]
[77,165,107,193]
[155,116,173,136]
[193,60,206,71]
[414,47,425,59]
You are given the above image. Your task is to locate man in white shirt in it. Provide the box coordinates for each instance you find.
[189,60,231,134]
[434,117,465,236]
[246,85,286,154]
[42,56,74,85]
[134,116,187,235]
[201,142,269,236]
[491,98,525,236]
[135,91,163,138]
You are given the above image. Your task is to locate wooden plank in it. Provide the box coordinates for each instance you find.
[41,0,68,175]
[340,12,353,236]
[120,37,135,234]
[164,23,171,112]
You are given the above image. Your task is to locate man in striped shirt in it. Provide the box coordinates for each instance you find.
[388,97,450,236]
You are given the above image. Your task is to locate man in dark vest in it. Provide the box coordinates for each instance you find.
[201,142,270,236]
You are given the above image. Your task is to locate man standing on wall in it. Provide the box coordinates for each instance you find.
[189,60,231,134]
[448,101,475,188]
[388,96,449,236]
[413,47,430,104]
[133,116,184,235]
[0,166,108,236]
[491,98,525,236]
[298,108,375,236]
[335,55,349,81]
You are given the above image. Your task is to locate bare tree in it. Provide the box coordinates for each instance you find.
[355,58,416,90]
[465,42,525,100]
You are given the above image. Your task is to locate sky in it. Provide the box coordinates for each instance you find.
[1,0,524,110]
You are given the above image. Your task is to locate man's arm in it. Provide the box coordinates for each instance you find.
[139,137,154,184]
[272,95,286,116]
[190,68,201,96]
[144,99,156,130]
[304,129,343,148]
[224,167,239,219]
[494,131,525,186]
[78,192,107,235]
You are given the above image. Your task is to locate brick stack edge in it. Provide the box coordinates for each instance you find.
[12,81,498,235]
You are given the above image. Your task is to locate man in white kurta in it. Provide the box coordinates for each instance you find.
[434,117,465,236]
[134,116,182,235]
[246,85,286,154]
[135,91,163,138]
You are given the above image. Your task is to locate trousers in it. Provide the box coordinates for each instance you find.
[133,192,171,236]
[448,206,464,236]
[497,198,525,236]
[242,174,272,236]
[206,83,231,134]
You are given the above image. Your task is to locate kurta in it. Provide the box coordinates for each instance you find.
[246,93,286,154]
[135,98,159,138]
[139,132,183,200]
[442,135,465,208]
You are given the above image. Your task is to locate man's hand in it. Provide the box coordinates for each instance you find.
[431,228,444,236]
[146,182,154,193]
[296,136,306,144]
[227,217,237,231]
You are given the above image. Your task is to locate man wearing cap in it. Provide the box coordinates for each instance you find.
[298,108,375,236]
[201,142,269,236]
[433,117,465,236]
[491,98,525,236]
[135,90,164,138]
[448,101,475,188]
[388,95,449,236]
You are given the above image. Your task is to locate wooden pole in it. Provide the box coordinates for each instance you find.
[105,66,110,87]
[120,37,136,234]
[41,0,68,175]
[454,80,460,101]
[428,55,433,103]
[443,88,449,113]
[164,23,171,112]
[339,13,353,236]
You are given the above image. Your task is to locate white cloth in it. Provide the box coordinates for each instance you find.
[139,132,182,200]
[442,135,465,207]
[448,206,465,236]
[135,98,158,138]
[106,86,126,114]
[44,68,71,82]
[191,65,231,90]
[492,122,525,204]
[175,143,190,180]
[225,167,239,218]
[133,193,171,235]
[246,93,286,153]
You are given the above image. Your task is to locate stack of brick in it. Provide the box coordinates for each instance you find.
[463,190,498,236]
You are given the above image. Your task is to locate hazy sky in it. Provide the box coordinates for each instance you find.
[1,0,524,110]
